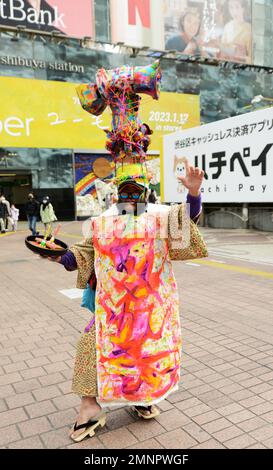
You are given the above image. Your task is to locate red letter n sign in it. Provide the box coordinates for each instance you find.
[128,0,151,28]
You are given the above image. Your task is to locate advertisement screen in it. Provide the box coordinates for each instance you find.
[75,153,114,197]
[0,76,200,149]
[74,153,115,218]
[163,106,273,203]
[0,0,94,38]
[110,0,163,49]
[110,0,252,65]
[164,0,252,64]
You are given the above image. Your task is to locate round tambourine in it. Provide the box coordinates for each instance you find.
[25,236,68,258]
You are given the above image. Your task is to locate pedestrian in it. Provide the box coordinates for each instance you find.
[25,193,40,236]
[40,196,57,236]
[39,62,208,443]
[52,161,206,442]
[10,204,20,231]
[0,199,8,233]
[0,195,11,230]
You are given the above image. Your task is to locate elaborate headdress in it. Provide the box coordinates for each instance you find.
[76,60,161,189]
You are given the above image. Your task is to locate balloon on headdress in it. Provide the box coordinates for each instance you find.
[76,60,161,124]
[76,60,161,186]
[109,91,141,134]
[132,61,161,100]
[77,83,107,116]
[96,60,161,102]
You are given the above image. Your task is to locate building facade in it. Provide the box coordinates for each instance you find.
[0,0,272,229]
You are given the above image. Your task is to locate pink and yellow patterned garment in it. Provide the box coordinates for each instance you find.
[92,207,182,406]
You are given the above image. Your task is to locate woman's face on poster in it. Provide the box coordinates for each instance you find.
[183,13,200,39]
[228,0,244,21]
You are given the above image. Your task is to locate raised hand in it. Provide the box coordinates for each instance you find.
[177,158,204,197]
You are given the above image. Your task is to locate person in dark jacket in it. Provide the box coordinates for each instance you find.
[0,195,10,231]
[0,200,8,233]
[25,193,40,236]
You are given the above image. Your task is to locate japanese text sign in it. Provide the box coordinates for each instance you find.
[163,106,273,203]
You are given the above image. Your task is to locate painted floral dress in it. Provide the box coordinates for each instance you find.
[92,204,181,406]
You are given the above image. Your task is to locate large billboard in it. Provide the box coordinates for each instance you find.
[75,153,114,198]
[164,0,252,64]
[110,0,163,50]
[163,106,273,203]
[0,76,200,149]
[0,0,94,38]
[111,0,252,64]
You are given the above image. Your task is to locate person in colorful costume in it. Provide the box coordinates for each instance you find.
[57,61,206,442]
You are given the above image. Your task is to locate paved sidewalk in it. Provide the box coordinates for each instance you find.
[1,223,273,449]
